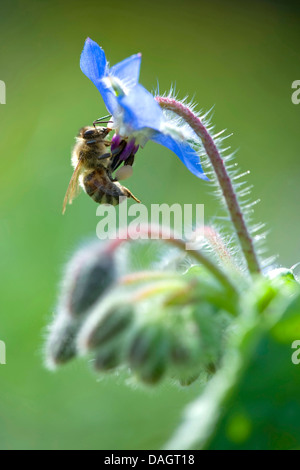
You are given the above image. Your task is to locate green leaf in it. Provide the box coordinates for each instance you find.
[166,288,300,450]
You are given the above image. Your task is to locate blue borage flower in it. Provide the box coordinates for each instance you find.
[80,38,208,180]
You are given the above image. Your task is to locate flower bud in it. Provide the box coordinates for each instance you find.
[83,305,133,350]
[94,346,121,372]
[170,343,191,365]
[178,374,200,387]
[128,324,169,384]
[60,242,116,318]
[45,314,80,369]
[168,320,203,385]
[195,303,227,343]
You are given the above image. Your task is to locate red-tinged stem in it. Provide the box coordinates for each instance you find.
[105,224,237,296]
[155,96,261,275]
[203,226,243,276]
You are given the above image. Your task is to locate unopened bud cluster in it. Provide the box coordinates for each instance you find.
[45,236,235,386]
[45,242,116,368]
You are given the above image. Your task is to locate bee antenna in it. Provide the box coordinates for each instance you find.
[93,114,112,127]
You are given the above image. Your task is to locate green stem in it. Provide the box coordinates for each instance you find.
[107,225,238,297]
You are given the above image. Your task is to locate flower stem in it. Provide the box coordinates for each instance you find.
[155,96,261,275]
[120,271,179,285]
[203,226,243,276]
[106,224,238,296]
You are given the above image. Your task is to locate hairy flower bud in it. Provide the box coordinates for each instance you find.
[94,346,121,372]
[170,343,191,365]
[59,242,116,318]
[45,241,118,369]
[45,314,80,369]
[178,374,201,387]
[82,304,133,350]
[128,324,169,384]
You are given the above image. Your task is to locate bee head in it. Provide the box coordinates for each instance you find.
[79,126,111,141]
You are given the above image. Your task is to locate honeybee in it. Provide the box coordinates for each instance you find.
[63,126,140,214]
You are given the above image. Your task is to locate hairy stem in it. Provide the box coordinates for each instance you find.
[120,271,179,285]
[155,96,261,275]
[106,224,238,296]
[203,226,243,276]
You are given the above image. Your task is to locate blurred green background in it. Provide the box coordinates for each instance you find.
[0,0,299,450]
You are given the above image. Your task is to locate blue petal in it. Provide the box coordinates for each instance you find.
[118,84,163,132]
[80,38,107,84]
[110,54,142,90]
[97,81,121,116]
[80,38,118,114]
[151,131,209,180]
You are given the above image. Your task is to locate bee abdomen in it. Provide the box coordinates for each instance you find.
[83,170,124,206]
[95,193,120,206]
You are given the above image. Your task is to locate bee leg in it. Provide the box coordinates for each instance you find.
[97,152,113,161]
[122,185,141,203]
[97,142,127,164]
[110,156,123,172]
[110,142,127,171]
[111,142,126,157]
[111,153,135,178]
[124,153,135,166]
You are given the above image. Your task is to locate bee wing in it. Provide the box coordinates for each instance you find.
[62,159,84,214]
